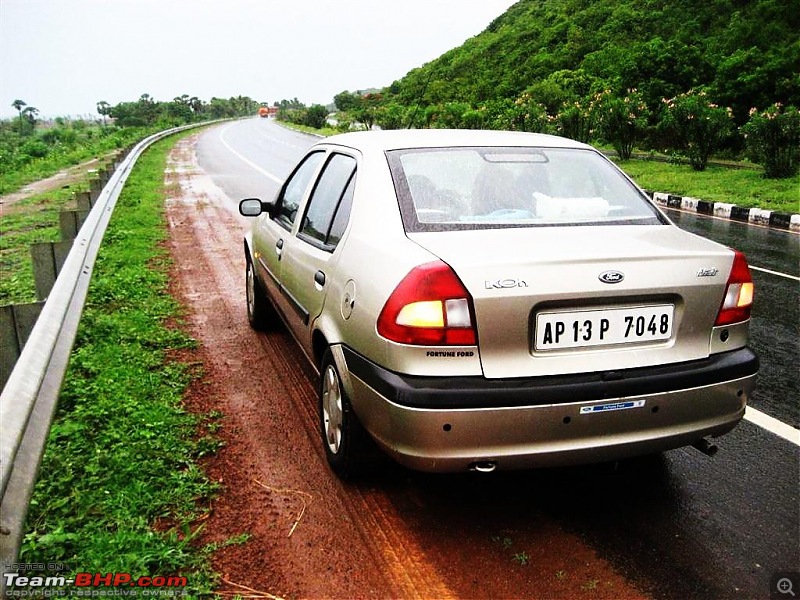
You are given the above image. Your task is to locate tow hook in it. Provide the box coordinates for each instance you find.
[692,438,719,456]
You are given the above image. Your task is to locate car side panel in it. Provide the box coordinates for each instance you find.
[280,236,334,354]
[252,215,287,314]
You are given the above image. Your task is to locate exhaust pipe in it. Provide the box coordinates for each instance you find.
[469,461,497,473]
[692,438,718,456]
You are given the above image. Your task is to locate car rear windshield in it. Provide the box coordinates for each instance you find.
[386,147,665,232]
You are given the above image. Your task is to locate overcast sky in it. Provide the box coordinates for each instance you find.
[0,0,518,120]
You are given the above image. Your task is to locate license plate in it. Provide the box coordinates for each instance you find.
[535,305,674,351]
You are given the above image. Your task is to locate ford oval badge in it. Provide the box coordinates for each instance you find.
[599,270,624,284]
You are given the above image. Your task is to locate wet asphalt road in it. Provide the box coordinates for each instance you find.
[197,119,799,600]
[664,210,799,429]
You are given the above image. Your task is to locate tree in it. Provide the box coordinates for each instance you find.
[21,106,39,123]
[17,105,39,134]
[334,91,361,112]
[12,99,29,133]
[509,93,552,133]
[169,95,193,122]
[614,38,712,111]
[12,99,26,117]
[189,96,203,114]
[554,98,595,143]
[741,103,800,178]
[594,89,650,159]
[304,104,329,129]
[660,89,734,171]
[354,93,384,131]
[96,101,110,126]
[375,103,408,130]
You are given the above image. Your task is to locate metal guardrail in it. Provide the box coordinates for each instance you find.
[0,122,211,583]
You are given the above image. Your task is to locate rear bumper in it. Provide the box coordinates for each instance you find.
[341,347,758,472]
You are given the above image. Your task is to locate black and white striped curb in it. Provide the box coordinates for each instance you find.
[647,191,800,232]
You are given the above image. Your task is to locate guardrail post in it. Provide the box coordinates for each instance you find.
[30,241,73,301]
[89,177,103,203]
[0,303,45,388]
[59,209,90,241]
[76,190,93,211]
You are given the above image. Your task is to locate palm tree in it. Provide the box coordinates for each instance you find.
[12,99,26,117]
[12,99,27,131]
[97,101,110,126]
[21,106,39,128]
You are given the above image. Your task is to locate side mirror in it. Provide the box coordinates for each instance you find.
[239,198,275,217]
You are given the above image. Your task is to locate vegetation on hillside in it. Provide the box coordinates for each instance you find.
[388,0,797,118]
[333,0,799,177]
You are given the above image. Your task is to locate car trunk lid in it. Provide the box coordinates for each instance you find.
[407,225,735,379]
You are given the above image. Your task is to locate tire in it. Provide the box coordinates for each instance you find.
[246,258,272,330]
[319,350,378,479]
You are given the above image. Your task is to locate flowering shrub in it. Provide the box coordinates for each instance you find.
[594,89,650,160]
[741,104,800,178]
[509,93,553,133]
[554,99,594,143]
[660,89,734,171]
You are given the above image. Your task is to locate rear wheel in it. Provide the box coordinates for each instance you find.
[246,258,271,330]
[319,350,378,478]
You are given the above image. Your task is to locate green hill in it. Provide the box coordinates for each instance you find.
[384,0,799,124]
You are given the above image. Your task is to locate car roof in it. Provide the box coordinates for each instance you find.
[319,129,592,153]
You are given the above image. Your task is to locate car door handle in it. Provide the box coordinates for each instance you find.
[276,238,283,259]
[314,270,326,288]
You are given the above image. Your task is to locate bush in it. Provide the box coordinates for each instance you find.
[554,99,595,143]
[509,94,553,133]
[594,89,650,160]
[375,103,407,130]
[20,139,49,158]
[659,89,734,171]
[303,104,329,129]
[741,104,800,178]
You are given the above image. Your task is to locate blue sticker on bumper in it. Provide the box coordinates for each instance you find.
[580,400,646,414]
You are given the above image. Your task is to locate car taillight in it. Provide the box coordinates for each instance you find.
[715,250,754,326]
[377,261,477,345]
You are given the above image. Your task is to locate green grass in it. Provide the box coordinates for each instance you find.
[616,158,800,214]
[0,125,154,195]
[0,186,87,304]
[274,119,339,137]
[18,132,225,596]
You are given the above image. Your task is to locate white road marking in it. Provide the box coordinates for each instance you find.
[218,122,284,184]
[750,265,800,282]
[254,119,309,150]
[744,406,800,446]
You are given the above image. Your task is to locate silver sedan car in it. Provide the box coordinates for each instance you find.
[239,129,758,477]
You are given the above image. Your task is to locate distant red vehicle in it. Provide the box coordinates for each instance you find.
[258,106,277,118]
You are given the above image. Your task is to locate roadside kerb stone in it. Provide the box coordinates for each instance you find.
[648,191,799,232]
